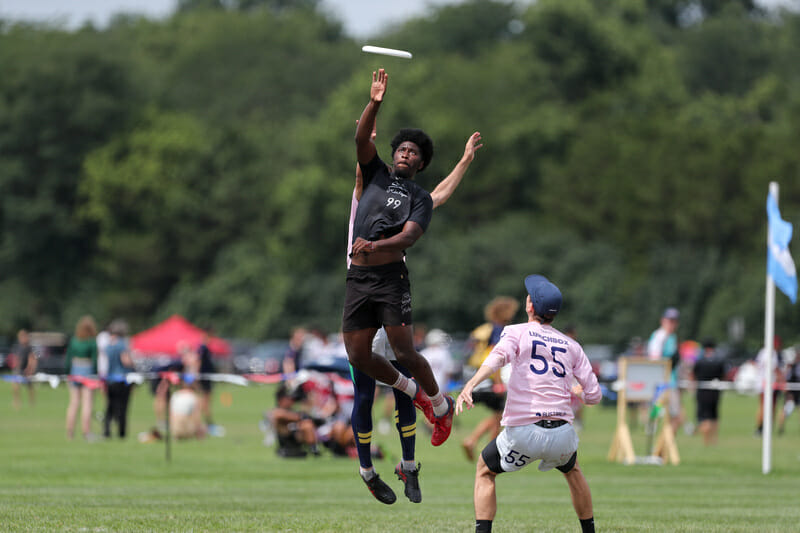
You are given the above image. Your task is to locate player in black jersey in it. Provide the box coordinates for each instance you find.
[343,68,480,448]
[348,119,481,503]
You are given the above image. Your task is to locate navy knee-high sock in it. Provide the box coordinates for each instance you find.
[351,367,376,469]
[392,362,416,462]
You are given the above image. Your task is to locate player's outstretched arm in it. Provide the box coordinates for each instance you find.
[353,120,378,201]
[456,364,495,415]
[430,131,483,208]
[355,69,387,165]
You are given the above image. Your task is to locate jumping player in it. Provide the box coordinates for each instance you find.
[347,122,482,504]
[456,275,601,533]
[343,68,480,450]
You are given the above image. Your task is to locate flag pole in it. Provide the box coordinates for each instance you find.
[762,182,778,475]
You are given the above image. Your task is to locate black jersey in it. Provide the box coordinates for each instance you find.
[693,357,725,382]
[352,155,433,244]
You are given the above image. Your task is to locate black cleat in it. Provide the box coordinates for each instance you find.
[362,473,396,505]
[394,462,422,503]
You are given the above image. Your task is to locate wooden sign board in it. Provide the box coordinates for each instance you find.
[622,358,671,402]
[608,357,680,465]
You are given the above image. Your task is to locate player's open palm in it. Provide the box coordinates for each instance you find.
[371,69,388,102]
[462,131,483,162]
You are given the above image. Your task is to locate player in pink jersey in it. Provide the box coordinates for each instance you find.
[456,275,601,533]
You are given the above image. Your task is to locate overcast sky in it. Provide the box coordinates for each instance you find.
[0,0,463,38]
[1,0,797,38]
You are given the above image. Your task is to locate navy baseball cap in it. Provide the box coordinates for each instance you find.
[524,275,562,318]
[662,307,680,320]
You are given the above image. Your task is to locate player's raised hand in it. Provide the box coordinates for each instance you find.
[371,69,388,103]
[462,131,483,163]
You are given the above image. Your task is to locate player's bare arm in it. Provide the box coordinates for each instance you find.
[355,69,387,165]
[456,364,495,415]
[430,131,483,208]
[353,121,378,202]
[351,221,424,265]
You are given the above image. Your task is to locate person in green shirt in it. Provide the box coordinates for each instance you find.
[65,315,99,441]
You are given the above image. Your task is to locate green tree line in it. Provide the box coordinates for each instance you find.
[1,0,798,351]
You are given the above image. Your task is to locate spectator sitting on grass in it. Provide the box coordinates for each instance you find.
[268,381,320,458]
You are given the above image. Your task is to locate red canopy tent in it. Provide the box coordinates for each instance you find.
[130,315,231,357]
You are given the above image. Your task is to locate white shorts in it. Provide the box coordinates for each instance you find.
[494,422,579,472]
[372,327,396,362]
[170,389,198,416]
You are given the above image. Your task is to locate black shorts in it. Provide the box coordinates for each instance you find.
[696,390,720,421]
[472,391,506,413]
[788,389,800,404]
[342,262,412,332]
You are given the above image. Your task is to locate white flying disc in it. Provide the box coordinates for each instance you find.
[361,45,413,59]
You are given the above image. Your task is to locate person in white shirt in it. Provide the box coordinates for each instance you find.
[457,275,601,533]
[754,336,784,435]
[647,307,683,433]
[421,329,453,395]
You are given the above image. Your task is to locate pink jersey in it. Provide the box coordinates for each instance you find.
[483,321,602,427]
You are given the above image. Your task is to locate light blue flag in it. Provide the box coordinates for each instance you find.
[767,192,797,304]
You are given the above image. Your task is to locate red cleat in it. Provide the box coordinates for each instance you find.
[413,385,436,424]
[431,396,455,446]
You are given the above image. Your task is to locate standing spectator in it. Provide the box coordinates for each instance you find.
[282,326,308,374]
[11,329,37,409]
[421,329,454,396]
[303,327,333,368]
[456,275,601,533]
[103,319,135,439]
[691,338,725,445]
[461,296,519,462]
[95,322,112,429]
[754,336,784,436]
[197,328,218,434]
[96,323,111,380]
[778,346,799,435]
[65,315,99,441]
[647,307,680,368]
[647,307,684,433]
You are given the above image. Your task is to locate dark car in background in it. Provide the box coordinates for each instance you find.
[30,332,68,375]
[232,339,290,374]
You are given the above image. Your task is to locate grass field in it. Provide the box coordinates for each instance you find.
[2,380,799,532]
